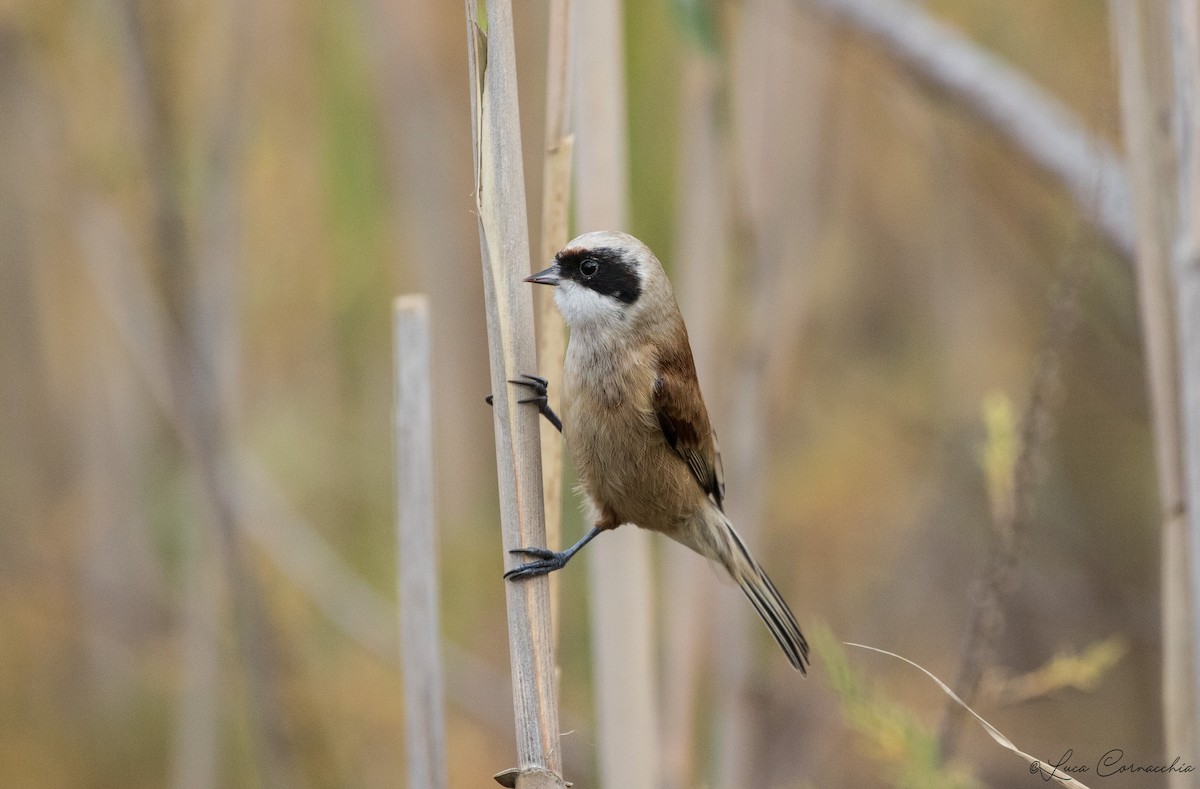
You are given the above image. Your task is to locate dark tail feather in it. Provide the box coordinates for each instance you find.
[724,521,810,673]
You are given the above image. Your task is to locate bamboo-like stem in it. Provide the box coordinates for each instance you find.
[662,50,727,789]
[538,0,573,647]
[393,296,447,789]
[813,0,1134,261]
[571,0,660,785]
[714,4,779,784]
[1170,2,1200,765]
[1110,4,1195,782]
[465,2,565,786]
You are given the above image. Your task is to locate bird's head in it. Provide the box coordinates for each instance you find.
[526,230,668,330]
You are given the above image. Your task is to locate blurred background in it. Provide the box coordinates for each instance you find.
[0,0,1166,787]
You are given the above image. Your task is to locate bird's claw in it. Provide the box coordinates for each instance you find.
[510,375,549,407]
[510,374,549,390]
[486,374,548,406]
[504,546,568,580]
[485,374,562,432]
[509,546,557,560]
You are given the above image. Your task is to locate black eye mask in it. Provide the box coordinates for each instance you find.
[556,247,642,305]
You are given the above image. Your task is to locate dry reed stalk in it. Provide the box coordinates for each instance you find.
[714,3,785,783]
[537,0,573,647]
[662,50,727,789]
[1110,4,1195,781]
[393,296,447,789]
[1169,1,1200,756]
[465,1,565,786]
[570,0,660,784]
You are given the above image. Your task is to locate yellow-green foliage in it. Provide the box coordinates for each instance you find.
[984,636,1128,706]
[979,391,1017,523]
[813,625,982,789]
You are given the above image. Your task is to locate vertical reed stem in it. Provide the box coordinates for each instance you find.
[538,0,573,646]
[393,295,447,789]
[1110,4,1196,780]
[571,0,660,784]
[465,2,565,786]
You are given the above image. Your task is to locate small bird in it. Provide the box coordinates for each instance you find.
[502,230,809,673]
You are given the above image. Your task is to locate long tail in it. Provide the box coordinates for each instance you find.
[702,513,810,673]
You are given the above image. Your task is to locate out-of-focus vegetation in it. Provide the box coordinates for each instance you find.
[815,627,982,789]
[0,0,1168,787]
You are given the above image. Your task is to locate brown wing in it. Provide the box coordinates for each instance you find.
[652,348,725,511]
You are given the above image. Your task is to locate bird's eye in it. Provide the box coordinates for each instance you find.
[580,258,599,278]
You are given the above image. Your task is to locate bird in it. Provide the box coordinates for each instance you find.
[501,230,809,673]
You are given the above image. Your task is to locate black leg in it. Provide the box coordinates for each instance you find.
[504,526,603,580]
[485,374,563,433]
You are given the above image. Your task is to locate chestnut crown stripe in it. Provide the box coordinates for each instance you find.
[555,246,642,305]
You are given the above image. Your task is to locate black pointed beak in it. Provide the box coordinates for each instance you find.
[525,262,562,286]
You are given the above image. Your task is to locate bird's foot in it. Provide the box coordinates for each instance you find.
[504,546,570,580]
[510,373,550,406]
[485,375,562,432]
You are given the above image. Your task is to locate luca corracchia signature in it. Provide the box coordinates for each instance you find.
[1030,749,1195,780]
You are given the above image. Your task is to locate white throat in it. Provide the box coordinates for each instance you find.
[553,279,627,330]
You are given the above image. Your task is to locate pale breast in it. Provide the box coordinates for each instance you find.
[562,338,705,532]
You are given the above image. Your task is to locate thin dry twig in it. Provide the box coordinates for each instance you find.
[850,643,1093,789]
